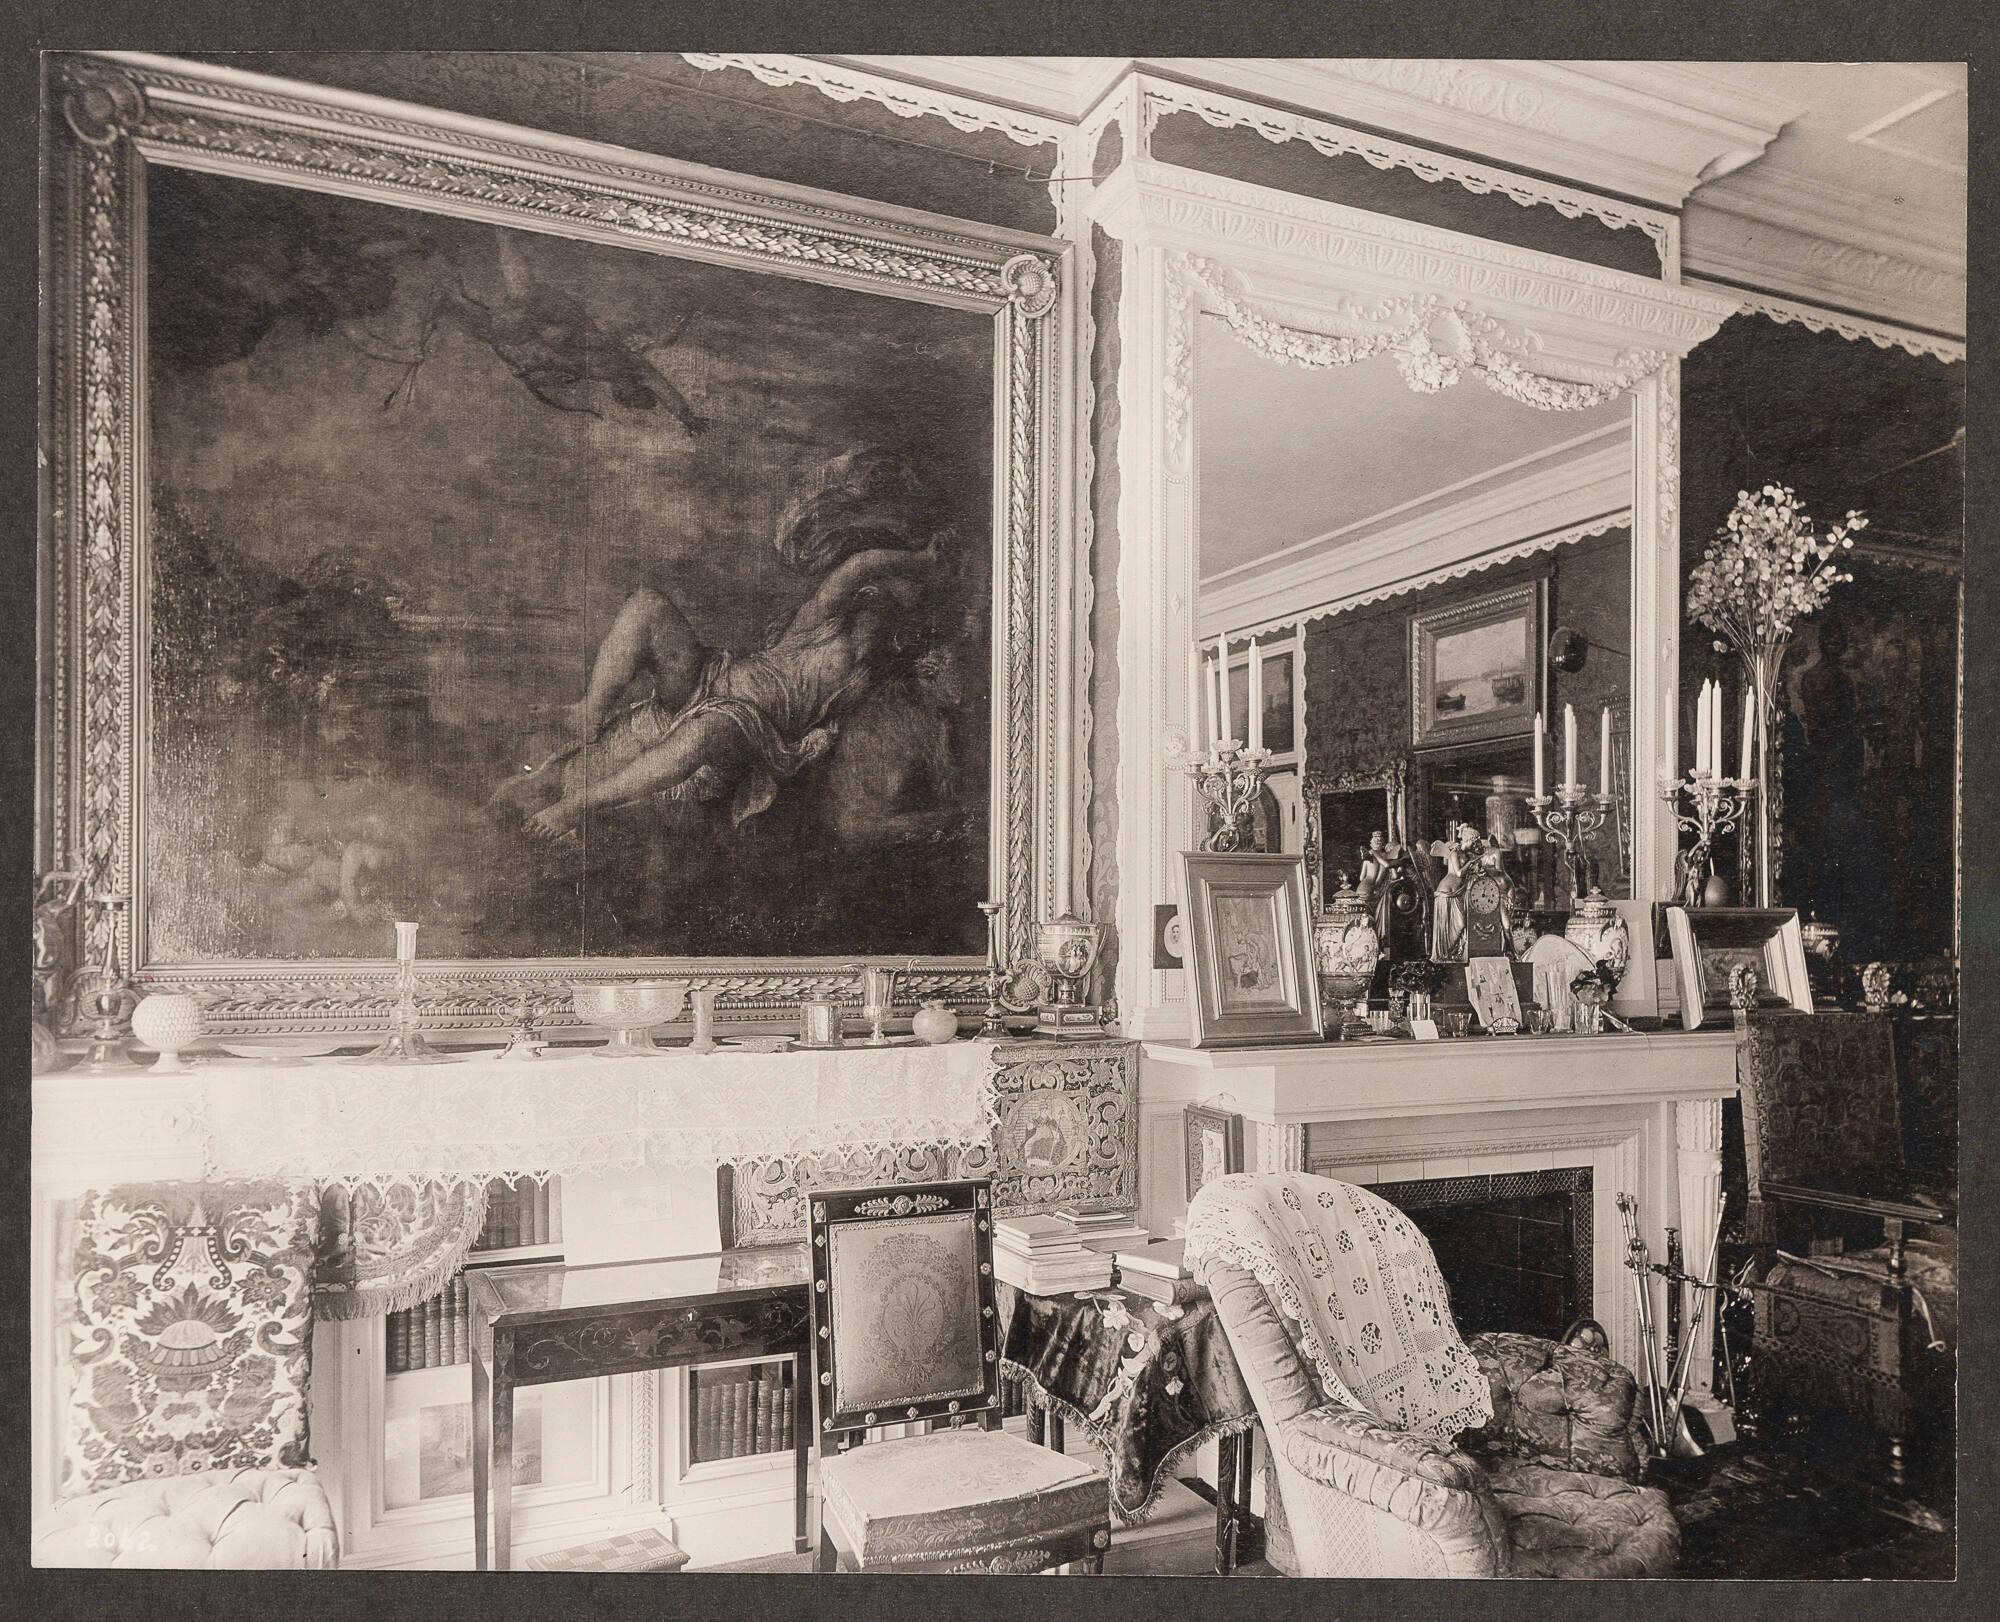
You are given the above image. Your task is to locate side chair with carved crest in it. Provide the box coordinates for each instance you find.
[806,1180,1111,1574]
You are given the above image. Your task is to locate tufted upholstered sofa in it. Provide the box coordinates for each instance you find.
[34,1179,339,1570]
[1197,1254,1678,1577]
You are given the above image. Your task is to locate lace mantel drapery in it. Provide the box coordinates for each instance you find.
[37,1043,999,1198]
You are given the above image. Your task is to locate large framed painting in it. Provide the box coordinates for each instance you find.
[1410,581,1545,749]
[41,56,1073,1033]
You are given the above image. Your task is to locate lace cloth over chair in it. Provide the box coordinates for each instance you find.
[1187,1173,1492,1442]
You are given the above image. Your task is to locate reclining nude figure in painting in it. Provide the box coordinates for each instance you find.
[493,536,940,841]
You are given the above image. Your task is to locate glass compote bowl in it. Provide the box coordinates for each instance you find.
[572,980,688,1058]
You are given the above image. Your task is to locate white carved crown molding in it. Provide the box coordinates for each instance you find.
[1145,58,1793,212]
[1133,75,1676,271]
[1200,432,1633,641]
[1092,161,1739,377]
[1682,201,1965,342]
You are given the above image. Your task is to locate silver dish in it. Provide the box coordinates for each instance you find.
[571,979,689,1059]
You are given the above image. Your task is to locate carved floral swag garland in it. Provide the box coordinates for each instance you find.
[1183,255,1663,409]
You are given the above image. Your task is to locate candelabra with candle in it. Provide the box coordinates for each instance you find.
[1523,703,1616,902]
[1659,675,1758,908]
[1660,768,1757,910]
[1177,632,1275,852]
[349,921,459,1064]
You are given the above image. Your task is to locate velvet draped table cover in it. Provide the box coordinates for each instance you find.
[995,1278,1258,1524]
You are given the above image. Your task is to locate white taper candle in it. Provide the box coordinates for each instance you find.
[1216,637,1232,745]
[1534,713,1545,800]
[1600,706,1612,799]
[1248,639,1263,753]
[1563,704,1577,793]
[1739,687,1755,783]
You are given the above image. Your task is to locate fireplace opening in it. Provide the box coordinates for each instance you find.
[1368,1169,1593,1343]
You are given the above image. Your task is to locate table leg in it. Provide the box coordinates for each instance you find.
[471,1343,490,1571]
[1236,1425,1254,1519]
[793,1351,812,1555]
[1214,1433,1240,1575]
[492,1355,515,1573]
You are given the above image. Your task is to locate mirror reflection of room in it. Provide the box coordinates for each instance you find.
[1196,322,1635,995]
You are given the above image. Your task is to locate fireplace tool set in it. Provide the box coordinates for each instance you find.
[1616,1189,1731,1468]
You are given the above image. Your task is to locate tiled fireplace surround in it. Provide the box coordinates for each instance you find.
[1138,1031,1739,1391]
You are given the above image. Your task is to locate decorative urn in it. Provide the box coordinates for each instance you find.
[1563,888,1630,988]
[130,991,204,1072]
[1034,912,1104,1031]
[1313,875,1380,1038]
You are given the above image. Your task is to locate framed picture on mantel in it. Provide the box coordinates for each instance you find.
[1180,852,1324,1049]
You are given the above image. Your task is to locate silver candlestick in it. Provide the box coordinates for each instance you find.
[1523,784,1614,901]
[1178,735,1273,853]
[1659,770,1757,909]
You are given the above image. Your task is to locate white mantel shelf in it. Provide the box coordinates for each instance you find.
[1137,1028,1738,1387]
[1141,1029,1737,1125]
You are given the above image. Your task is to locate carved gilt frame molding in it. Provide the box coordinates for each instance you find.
[42,52,1077,1032]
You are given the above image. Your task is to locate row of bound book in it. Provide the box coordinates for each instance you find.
[386,1275,471,1374]
[689,1362,797,1463]
[477,1177,557,1252]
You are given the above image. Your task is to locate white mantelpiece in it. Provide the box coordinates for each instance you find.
[1138,1031,1736,1391]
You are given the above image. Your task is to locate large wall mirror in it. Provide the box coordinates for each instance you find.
[1194,317,1637,919]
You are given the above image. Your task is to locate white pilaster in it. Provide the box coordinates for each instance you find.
[1674,1095,1725,1397]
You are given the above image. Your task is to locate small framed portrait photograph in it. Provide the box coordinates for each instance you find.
[1665,906,1813,1030]
[1180,851,1324,1048]
[1184,1103,1246,1203]
[1411,581,1545,749]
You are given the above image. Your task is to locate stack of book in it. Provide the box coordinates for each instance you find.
[386,1273,472,1373]
[477,1177,557,1251]
[1111,1237,1199,1306]
[689,1362,797,1462]
[1058,1208,1150,1253]
[992,1214,1114,1294]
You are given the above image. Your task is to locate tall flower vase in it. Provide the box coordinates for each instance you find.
[1745,654,1778,909]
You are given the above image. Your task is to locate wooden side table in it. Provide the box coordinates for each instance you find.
[468,1244,812,1571]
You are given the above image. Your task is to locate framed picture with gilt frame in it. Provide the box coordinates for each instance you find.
[1184,1103,1246,1204]
[1410,581,1546,749]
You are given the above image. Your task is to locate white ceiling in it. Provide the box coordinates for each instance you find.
[1194,321,1631,582]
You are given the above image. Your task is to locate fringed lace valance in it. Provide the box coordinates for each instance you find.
[1184,254,1664,411]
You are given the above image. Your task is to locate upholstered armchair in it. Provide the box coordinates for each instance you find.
[35,1179,339,1569]
[1190,1173,1677,1578]
[1734,1009,1956,1492]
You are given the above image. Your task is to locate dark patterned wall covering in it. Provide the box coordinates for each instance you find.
[1302,532,1630,788]
[1681,315,1963,961]
[1149,111,1662,278]
[198,52,1062,235]
[1088,227,1124,983]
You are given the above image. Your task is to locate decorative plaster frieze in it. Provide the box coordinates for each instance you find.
[1093,162,1736,361]
[1684,278,1966,365]
[1157,57,1788,212]
[1683,206,1964,341]
[1139,78,1675,271]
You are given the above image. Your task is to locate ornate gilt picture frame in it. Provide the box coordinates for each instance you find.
[1179,851,1323,1049]
[1410,580,1546,749]
[1301,764,1408,910]
[40,53,1075,1034]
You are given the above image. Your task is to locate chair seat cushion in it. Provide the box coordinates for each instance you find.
[1463,1332,1645,1483]
[33,1467,338,1569]
[1488,1462,1678,1579]
[820,1426,1106,1569]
